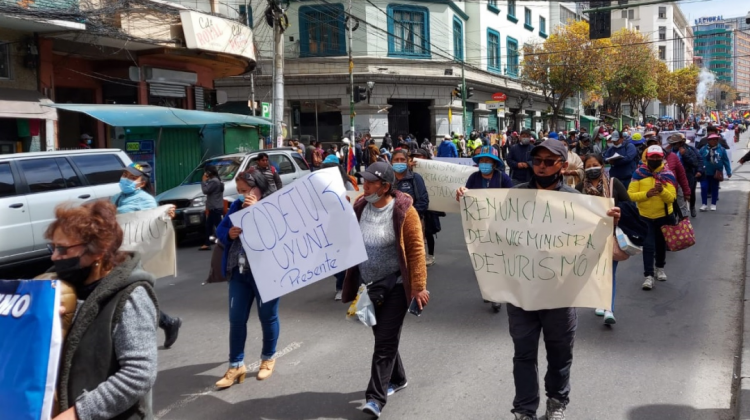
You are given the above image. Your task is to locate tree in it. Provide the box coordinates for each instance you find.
[521,20,609,129]
[656,65,699,120]
[714,82,738,110]
[602,28,656,119]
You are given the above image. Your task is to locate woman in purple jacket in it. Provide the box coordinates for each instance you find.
[455,145,512,312]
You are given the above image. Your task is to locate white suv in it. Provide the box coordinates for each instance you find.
[0,149,132,268]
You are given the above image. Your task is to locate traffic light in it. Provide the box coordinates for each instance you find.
[466,87,474,99]
[453,84,463,99]
[354,86,368,103]
[720,91,726,100]
[589,0,612,40]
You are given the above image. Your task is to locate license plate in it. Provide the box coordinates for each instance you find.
[189,215,201,224]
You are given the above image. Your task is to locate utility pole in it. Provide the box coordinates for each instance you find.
[272,0,284,147]
[250,72,256,116]
[348,0,355,140]
[461,61,467,136]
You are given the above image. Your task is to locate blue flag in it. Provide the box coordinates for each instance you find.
[0,280,61,420]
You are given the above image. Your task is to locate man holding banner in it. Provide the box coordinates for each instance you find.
[483,140,619,420]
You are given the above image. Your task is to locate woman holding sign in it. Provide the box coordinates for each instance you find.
[341,162,429,418]
[575,154,631,325]
[455,145,512,313]
[214,167,281,388]
[112,162,182,349]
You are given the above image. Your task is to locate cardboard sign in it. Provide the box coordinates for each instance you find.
[460,188,614,311]
[414,159,476,213]
[117,205,177,279]
[0,280,61,420]
[229,168,367,302]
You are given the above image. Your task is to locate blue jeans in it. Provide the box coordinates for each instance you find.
[228,267,280,367]
[611,261,618,312]
[700,177,720,205]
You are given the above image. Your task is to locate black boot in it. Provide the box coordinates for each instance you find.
[690,206,697,218]
[160,311,182,349]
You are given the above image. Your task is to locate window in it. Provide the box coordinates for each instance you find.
[70,154,125,186]
[56,158,82,188]
[292,154,309,171]
[0,163,15,198]
[658,6,666,19]
[539,16,547,37]
[507,0,517,22]
[629,9,634,19]
[621,10,627,18]
[659,104,666,115]
[658,46,666,60]
[524,7,533,30]
[635,25,639,31]
[299,5,346,57]
[658,26,666,41]
[270,154,295,175]
[388,5,430,58]
[507,37,519,76]
[488,0,500,14]
[18,159,66,194]
[0,43,10,79]
[453,16,464,62]
[487,29,501,72]
[238,4,253,28]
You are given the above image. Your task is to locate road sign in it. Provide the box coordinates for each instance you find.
[492,93,507,101]
[486,101,505,110]
[262,102,271,119]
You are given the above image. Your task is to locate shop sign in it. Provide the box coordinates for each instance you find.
[180,10,255,61]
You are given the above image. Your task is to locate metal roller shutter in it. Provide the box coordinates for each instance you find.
[149,83,186,98]
[195,87,205,110]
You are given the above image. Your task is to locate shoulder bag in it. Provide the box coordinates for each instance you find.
[660,203,695,251]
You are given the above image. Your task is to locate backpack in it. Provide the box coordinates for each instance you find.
[312,149,323,166]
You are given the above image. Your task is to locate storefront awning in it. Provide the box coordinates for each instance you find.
[0,88,58,120]
[44,104,272,128]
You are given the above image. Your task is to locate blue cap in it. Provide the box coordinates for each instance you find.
[548,132,559,140]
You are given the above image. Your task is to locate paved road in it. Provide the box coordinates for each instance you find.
[5,134,748,419]
[152,133,750,420]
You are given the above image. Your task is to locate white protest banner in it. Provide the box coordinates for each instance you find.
[460,189,614,311]
[117,205,176,279]
[413,159,476,213]
[434,157,476,166]
[229,167,367,303]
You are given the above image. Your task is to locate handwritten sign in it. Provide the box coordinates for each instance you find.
[180,10,255,61]
[434,157,476,166]
[229,168,367,303]
[460,189,614,311]
[0,280,61,420]
[117,205,177,279]
[413,159,476,213]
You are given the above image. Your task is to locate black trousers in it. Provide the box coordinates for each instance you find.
[507,304,577,416]
[204,208,223,246]
[366,286,408,408]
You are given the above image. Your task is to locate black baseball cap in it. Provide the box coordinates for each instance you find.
[362,161,395,184]
[126,161,152,178]
[531,140,568,162]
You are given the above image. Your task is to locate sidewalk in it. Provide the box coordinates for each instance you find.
[733,129,750,419]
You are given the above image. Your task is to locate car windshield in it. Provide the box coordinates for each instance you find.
[184,157,243,184]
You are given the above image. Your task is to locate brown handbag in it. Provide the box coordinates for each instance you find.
[714,170,724,182]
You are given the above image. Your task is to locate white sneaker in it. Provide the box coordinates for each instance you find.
[710,204,717,211]
[335,290,342,301]
[425,255,435,267]
[594,309,605,316]
[604,310,616,325]
[655,267,667,281]
[700,204,708,212]
[642,276,654,290]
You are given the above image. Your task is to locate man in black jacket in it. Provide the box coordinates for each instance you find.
[507,129,534,185]
[508,140,620,420]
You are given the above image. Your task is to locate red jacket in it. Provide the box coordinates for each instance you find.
[665,152,691,197]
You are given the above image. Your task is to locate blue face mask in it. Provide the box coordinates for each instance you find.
[119,177,137,194]
[479,162,494,174]
[86,139,92,145]
[393,163,408,173]
[237,195,245,202]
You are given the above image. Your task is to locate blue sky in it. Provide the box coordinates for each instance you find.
[677,0,746,22]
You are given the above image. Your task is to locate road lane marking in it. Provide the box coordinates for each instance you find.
[155,341,303,419]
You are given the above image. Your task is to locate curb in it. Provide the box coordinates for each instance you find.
[738,133,750,419]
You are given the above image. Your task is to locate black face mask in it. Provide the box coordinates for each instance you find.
[647,160,662,171]
[585,167,602,180]
[534,172,561,189]
[54,256,92,287]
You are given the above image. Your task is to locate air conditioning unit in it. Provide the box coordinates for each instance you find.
[144,67,198,86]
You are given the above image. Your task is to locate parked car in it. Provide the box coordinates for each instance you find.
[156,148,310,240]
[0,149,132,268]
